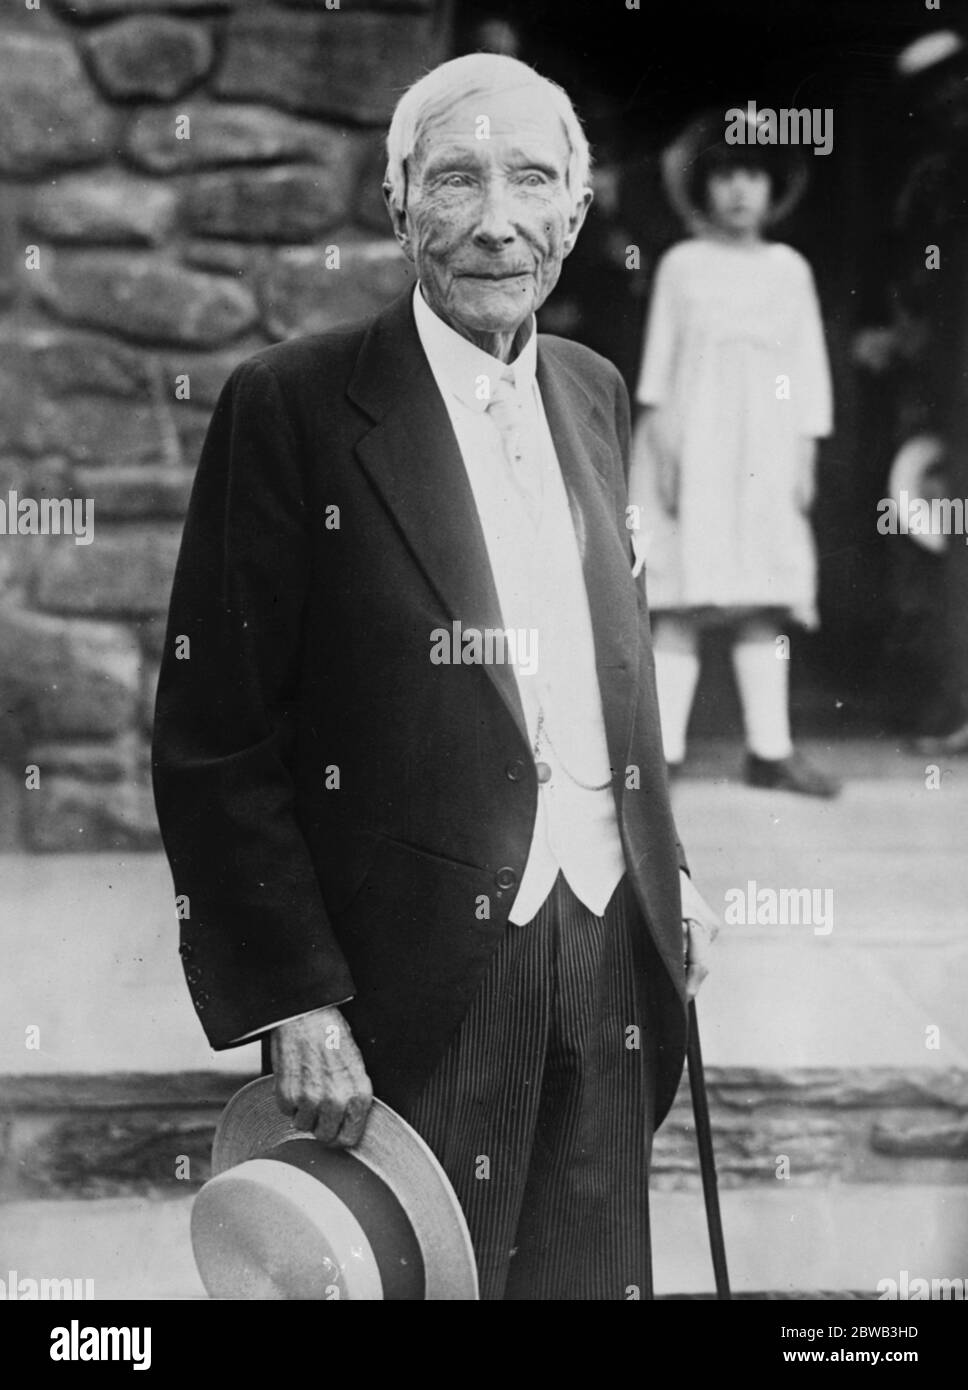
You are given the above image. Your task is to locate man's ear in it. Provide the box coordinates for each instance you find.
[561,186,593,258]
[383,184,413,259]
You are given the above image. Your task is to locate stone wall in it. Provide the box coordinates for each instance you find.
[3,1067,966,1200]
[0,0,441,851]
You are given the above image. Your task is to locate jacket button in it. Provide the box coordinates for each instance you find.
[505,759,525,782]
[185,965,202,986]
[196,990,210,1010]
[179,942,193,960]
[495,866,516,891]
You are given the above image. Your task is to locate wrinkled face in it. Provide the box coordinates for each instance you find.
[389,85,590,347]
[705,167,772,233]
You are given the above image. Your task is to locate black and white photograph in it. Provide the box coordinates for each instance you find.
[0,0,966,1349]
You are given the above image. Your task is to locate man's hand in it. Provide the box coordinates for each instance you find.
[684,917,717,999]
[271,1006,373,1148]
[679,869,720,1000]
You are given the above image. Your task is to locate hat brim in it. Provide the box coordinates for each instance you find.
[661,109,810,230]
[210,1077,479,1301]
[886,434,949,554]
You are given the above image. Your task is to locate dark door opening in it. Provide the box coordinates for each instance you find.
[451,0,952,740]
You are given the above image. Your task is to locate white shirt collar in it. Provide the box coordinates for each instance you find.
[412,282,538,413]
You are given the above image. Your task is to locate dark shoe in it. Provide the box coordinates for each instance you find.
[913,720,968,756]
[745,750,841,798]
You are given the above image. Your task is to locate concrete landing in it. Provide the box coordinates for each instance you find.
[1,738,964,1077]
[671,744,968,1071]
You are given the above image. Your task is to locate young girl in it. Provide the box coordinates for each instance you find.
[629,110,838,796]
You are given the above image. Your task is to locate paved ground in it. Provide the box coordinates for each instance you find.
[2,738,964,1078]
[1,736,965,1296]
[673,738,968,1071]
[5,1184,967,1299]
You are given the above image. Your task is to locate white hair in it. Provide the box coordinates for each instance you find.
[384,52,591,210]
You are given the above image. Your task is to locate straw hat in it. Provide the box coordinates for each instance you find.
[191,1077,479,1300]
[886,434,949,554]
[661,108,809,230]
[896,30,966,79]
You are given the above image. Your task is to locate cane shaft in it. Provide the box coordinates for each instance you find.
[687,1000,731,1299]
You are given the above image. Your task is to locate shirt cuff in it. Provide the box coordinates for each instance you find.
[228,1000,353,1045]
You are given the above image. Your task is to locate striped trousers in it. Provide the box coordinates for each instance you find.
[405,873,659,1301]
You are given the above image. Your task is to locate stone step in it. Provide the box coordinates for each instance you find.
[1,1067,968,1212]
[2,1068,966,1203]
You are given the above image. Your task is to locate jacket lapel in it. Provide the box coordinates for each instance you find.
[348,293,641,786]
[536,344,641,795]
[348,293,529,748]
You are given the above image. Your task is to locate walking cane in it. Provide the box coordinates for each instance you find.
[686,999,731,1299]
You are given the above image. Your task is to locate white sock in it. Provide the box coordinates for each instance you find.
[731,631,794,761]
[653,617,701,764]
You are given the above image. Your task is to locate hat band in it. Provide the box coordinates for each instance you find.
[262,1139,426,1300]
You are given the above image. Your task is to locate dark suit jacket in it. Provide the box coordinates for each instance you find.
[152,290,690,1123]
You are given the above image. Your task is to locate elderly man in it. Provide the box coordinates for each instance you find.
[153,52,716,1301]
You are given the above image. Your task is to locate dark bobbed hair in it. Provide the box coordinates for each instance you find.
[686,141,792,213]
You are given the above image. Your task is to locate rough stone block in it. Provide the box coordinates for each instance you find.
[34,397,181,469]
[159,349,251,410]
[27,333,156,399]
[0,603,140,740]
[56,0,233,13]
[30,253,258,347]
[278,0,434,7]
[32,524,182,617]
[259,234,413,339]
[125,102,348,174]
[0,201,20,308]
[19,1113,213,1196]
[73,466,194,517]
[708,1067,968,1111]
[181,165,356,242]
[0,455,72,503]
[871,1118,968,1158]
[215,10,442,123]
[0,33,119,175]
[27,174,177,246]
[23,773,161,852]
[84,17,213,101]
[0,333,178,469]
[27,738,135,782]
[181,241,256,277]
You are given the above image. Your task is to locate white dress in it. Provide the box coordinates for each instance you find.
[633,237,833,628]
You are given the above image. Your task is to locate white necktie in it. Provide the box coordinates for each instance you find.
[485,370,544,529]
